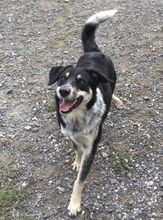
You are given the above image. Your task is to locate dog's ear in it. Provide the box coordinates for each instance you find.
[48,65,72,85]
[77,53,115,84]
[89,70,114,84]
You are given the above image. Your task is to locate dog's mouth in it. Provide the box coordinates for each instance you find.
[59,96,83,113]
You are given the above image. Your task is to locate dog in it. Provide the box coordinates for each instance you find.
[48,10,123,216]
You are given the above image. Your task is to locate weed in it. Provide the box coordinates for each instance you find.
[47,100,56,112]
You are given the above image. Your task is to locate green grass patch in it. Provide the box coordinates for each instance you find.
[109,146,133,173]
[0,163,29,219]
[47,99,56,112]
[0,185,27,217]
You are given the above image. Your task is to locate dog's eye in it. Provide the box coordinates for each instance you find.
[60,75,66,81]
[79,79,86,85]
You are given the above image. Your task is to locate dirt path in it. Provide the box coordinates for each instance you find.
[0,0,162,219]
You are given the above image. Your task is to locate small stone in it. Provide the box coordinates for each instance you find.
[7,89,13,94]
[159,181,163,188]
[53,209,57,215]
[64,0,69,3]
[16,56,24,64]
[159,192,163,197]
[24,125,31,131]
[146,181,154,186]
[38,194,42,199]
[102,152,108,158]
[31,121,40,127]
[42,100,46,104]
[127,173,132,178]
[108,206,115,213]
[32,127,39,132]
[57,186,65,193]
[127,199,134,206]
[22,182,27,187]
[48,180,53,185]
[143,96,150,100]
[110,178,117,184]
[0,133,4,138]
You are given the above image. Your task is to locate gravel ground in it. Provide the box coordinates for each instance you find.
[0,0,162,219]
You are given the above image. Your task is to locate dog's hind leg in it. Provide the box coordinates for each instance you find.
[112,94,123,109]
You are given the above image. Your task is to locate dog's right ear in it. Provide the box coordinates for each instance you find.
[48,65,72,85]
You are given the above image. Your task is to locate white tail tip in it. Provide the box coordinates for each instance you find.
[86,9,117,24]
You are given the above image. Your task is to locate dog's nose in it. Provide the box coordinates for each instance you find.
[59,88,71,97]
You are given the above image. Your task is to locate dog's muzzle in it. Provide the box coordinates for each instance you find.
[57,86,83,113]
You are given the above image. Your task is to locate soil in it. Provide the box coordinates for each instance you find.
[0,0,162,219]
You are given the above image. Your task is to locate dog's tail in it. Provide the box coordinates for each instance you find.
[81,10,117,53]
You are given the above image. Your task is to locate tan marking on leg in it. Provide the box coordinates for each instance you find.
[68,179,85,216]
[72,150,82,172]
[112,94,123,109]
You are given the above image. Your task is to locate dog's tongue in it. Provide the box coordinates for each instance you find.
[60,99,75,112]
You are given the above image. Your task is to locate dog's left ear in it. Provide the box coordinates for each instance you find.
[48,65,72,85]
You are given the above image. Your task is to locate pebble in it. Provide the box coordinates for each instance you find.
[146,181,154,186]
[7,89,13,94]
[159,192,163,197]
[159,181,163,188]
[42,100,46,104]
[57,186,65,193]
[22,181,28,188]
[31,127,39,132]
[24,125,31,131]
[127,173,132,178]
[30,121,40,127]
[48,180,53,185]
[127,199,134,206]
[143,96,150,100]
[0,34,3,39]
[107,206,115,213]
[110,178,117,184]
[102,152,108,158]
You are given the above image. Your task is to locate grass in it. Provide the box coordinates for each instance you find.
[47,99,56,112]
[0,185,27,217]
[109,145,133,173]
[0,163,29,219]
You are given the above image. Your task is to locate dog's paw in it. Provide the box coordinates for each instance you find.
[72,160,80,172]
[68,200,81,216]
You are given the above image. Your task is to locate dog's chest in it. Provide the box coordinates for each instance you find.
[61,112,99,148]
[60,88,106,146]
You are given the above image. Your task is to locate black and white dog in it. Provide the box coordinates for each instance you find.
[48,10,122,215]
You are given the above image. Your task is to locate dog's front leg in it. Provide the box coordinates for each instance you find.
[68,147,95,216]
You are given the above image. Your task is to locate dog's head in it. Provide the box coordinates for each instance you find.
[48,65,110,114]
